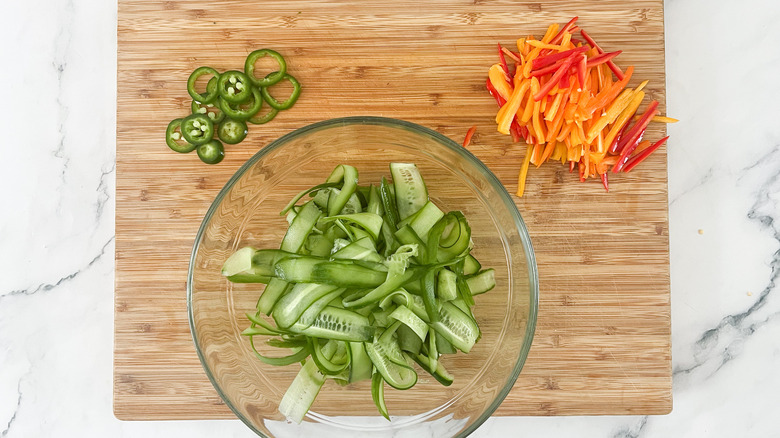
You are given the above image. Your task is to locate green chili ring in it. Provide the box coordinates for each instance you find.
[197,139,225,164]
[187,67,220,104]
[218,86,264,122]
[166,119,197,153]
[191,91,226,124]
[218,119,248,145]
[248,106,279,125]
[261,73,301,110]
[217,70,253,104]
[181,113,215,146]
[245,49,287,87]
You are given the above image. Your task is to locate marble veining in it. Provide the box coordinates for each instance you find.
[2,0,780,436]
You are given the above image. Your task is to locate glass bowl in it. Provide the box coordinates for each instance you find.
[188,117,538,437]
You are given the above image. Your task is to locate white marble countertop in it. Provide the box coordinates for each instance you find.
[2,0,779,436]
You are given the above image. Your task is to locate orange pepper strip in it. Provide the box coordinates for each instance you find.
[646,115,679,123]
[632,140,652,155]
[488,64,513,101]
[516,38,527,55]
[584,65,634,116]
[603,90,645,151]
[585,88,634,142]
[557,122,573,142]
[541,24,560,43]
[520,78,539,122]
[496,78,530,134]
[532,97,546,142]
[525,40,565,50]
[516,144,533,197]
[545,91,565,122]
[540,140,557,163]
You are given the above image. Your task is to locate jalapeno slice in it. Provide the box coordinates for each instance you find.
[218,86,263,122]
[261,73,301,110]
[217,70,253,104]
[166,118,197,153]
[191,89,226,124]
[245,49,287,87]
[248,105,279,125]
[187,67,220,104]
[218,119,248,144]
[197,139,225,164]
[181,113,215,146]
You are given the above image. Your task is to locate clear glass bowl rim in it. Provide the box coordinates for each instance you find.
[187,116,539,437]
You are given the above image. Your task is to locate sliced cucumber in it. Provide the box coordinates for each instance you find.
[411,353,454,387]
[281,201,322,253]
[466,269,496,296]
[390,163,428,220]
[431,302,480,353]
[295,288,346,330]
[437,268,458,301]
[365,339,418,390]
[348,342,372,383]
[372,372,390,420]
[409,201,444,242]
[257,278,292,316]
[272,283,341,329]
[279,359,327,423]
[389,305,428,341]
[275,257,387,288]
[463,254,482,276]
[290,306,374,342]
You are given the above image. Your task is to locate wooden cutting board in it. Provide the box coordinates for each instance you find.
[115,0,670,420]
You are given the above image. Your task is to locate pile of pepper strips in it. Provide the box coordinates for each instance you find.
[486,17,676,196]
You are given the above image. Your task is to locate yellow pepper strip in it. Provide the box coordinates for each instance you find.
[560,32,572,48]
[603,90,645,149]
[516,144,533,197]
[516,37,526,54]
[647,115,679,123]
[585,88,634,142]
[634,80,649,92]
[541,23,559,43]
[525,40,564,51]
[496,78,529,134]
[488,64,513,101]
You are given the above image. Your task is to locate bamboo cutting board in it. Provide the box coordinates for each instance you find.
[115,0,671,420]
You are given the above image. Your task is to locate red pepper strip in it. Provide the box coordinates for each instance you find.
[622,136,669,173]
[549,16,579,46]
[560,71,571,89]
[498,43,510,76]
[613,100,660,172]
[569,160,576,172]
[510,123,521,143]
[609,117,634,154]
[584,65,634,116]
[502,47,522,63]
[570,37,584,45]
[532,46,589,70]
[600,172,609,192]
[533,55,576,101]
[578,161,586,182]
[463,126,477,148]
[486,78,507,106]
[577,54,587,90]
[587,51,622,68]
[580,29,624,80]
[530,58,568,77]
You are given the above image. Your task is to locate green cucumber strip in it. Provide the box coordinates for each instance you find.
[437,268,458,301]
[409,201,444,242]
[427,327,439,373]
[466,269,496,295]
[379,177,399,229]
[372,372,390,420]
[411,353,454,387]
[321,213,383,241]
[379,221,399,258]
[281,201,322,253]
[290,306,374,342]
[246,313,286,334]
[435,331,456,354]
[309,339,349,375]
[396,323,423,354]
[380,289,428,323]
[365,339,418,390]
[226,271,271,284]
[331,239,382,262]
[312,188,331,210]
[390,305,428,341]
[257,278,292,316]
[295,288,346,329]
[348,342,373,383]
[267,338,307,349]
[463,254,482,276]
[274,257,387,288]
[422,269,440,323]
[279,359,326,423]
[325,164,359,216]
[305,234,334,257]
[342,267,419,308]
[241,325,278,336]
[367,185,383,216]
[394,225,426,262]
[431,301,480,353]
[221,247,256,277]
[371,306,395,328]
[335,192,363,215]
[272,283,341,329]
[248,338,309,366]
[348,225,374,244]
[280,182,340,215]
[286,209,297,225]
[437,212,472,262]
[390,163,428,220]
[456,275,476,307]
[450,297,471,315]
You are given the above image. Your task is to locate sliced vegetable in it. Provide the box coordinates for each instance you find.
[261,73,302,110]
[196,139,225,164]
[224,163,494,422]
[181,113,214,146]
[245,49,287,87]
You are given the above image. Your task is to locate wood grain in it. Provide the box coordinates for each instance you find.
[115,0,671,420]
